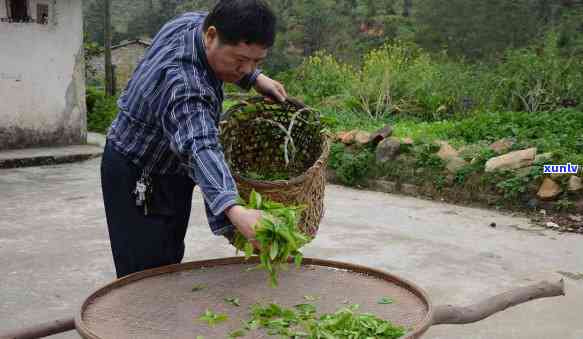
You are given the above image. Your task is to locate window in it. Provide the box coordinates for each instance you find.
[37,3,48,24]
[8,0,30,23]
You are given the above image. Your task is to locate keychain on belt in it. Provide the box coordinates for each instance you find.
[133,170,152,216]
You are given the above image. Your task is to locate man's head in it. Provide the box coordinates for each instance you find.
[203,0,276,83]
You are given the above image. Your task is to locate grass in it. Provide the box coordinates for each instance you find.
[326,108,583,165]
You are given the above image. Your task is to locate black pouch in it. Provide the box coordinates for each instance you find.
[146,174,177,216]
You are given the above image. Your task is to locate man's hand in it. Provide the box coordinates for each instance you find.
[254,74,287,103]
[225,205,262,250]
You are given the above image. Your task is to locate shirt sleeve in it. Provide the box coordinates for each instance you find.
[235,68,262,91]
[162,80,238,233]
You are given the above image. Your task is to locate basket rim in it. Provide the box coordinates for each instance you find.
[224,95,309,115]
[233,134,331,188]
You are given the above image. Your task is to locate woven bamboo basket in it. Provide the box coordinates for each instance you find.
[220,96,330,238]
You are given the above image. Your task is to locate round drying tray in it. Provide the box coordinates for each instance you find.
[76,257,432,338]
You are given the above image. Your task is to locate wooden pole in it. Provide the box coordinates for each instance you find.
[0,317,75,338]
[431,279,565,325]
[104,0,114,96]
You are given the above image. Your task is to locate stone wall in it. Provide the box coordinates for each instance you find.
[90,41,149,93]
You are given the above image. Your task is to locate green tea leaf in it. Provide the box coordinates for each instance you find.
[269,241,279,260]
[230,190,309,287]
[294,252,303,268]
[378,297,394,305]
[249,190,261,209]
[198,309,229,327]
[225,297,241,307]
[191,284,207,292]
[244,242,254,259]
[228,329,246,338]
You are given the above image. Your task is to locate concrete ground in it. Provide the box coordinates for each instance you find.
[1,157,582,339]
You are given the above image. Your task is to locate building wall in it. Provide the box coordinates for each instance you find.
[90,42,149,93]
[0,0,86,150]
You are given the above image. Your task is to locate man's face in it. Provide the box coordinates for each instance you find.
[204,27,268,83]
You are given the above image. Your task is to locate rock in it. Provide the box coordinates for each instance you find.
[489,138,514,153]
[537,178,562,200]
[340,131,356,144]
[490,222,497,228]
[336,131,349,142]
[527,198,539,210]
[576,200,583,213]
[546,222,560,229]
[375,137,401,163]
[436,142,459,161]
[371,180,398,193]
[446,156,468,173]
[568,214,582,222]
[401,183,419,196]
[401,137,414,145]
[485,148,537,172]
[368,125,393,146]
[354,131,372,146]
[477,193,500,205]
[396,154,416,166]
[445,174,455,186]
[535,152,553,163]
[568,176,583,192]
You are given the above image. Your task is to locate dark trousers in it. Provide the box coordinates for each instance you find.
[100,142,195,278]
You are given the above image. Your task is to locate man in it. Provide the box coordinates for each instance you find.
[101,0,286,278]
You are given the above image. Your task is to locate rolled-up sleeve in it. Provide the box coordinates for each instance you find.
[162,80,238,233]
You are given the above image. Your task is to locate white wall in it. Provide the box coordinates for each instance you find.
[0,0,86,150]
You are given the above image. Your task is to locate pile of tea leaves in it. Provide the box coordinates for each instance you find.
[198,302,406,338]
[233,190,311,287]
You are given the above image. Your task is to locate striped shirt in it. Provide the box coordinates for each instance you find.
[106,12,260,235]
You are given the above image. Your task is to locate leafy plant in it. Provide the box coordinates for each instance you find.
[233,190,310,287]
[413,143,444,169]
[333,147,375,186]
[245,302,406,338]
[86,86,118,134]
[307,304,405,338]
[555,198,575,212]
[454,148,497,185]
[495,166,543,201]
[198,309,229,327]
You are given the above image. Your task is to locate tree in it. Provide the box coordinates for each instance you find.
[403,0,412,17]
[414,0,543,59]
[104,0,114,96]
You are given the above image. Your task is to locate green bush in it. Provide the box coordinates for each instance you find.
[87,86,118,134]
[278,52,357,106]
[412,143,444,169]
[329,143,374,186]
[487,33,583,113]
[393,109,583,164]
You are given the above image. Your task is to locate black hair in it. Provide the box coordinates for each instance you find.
[203,0,276,47]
